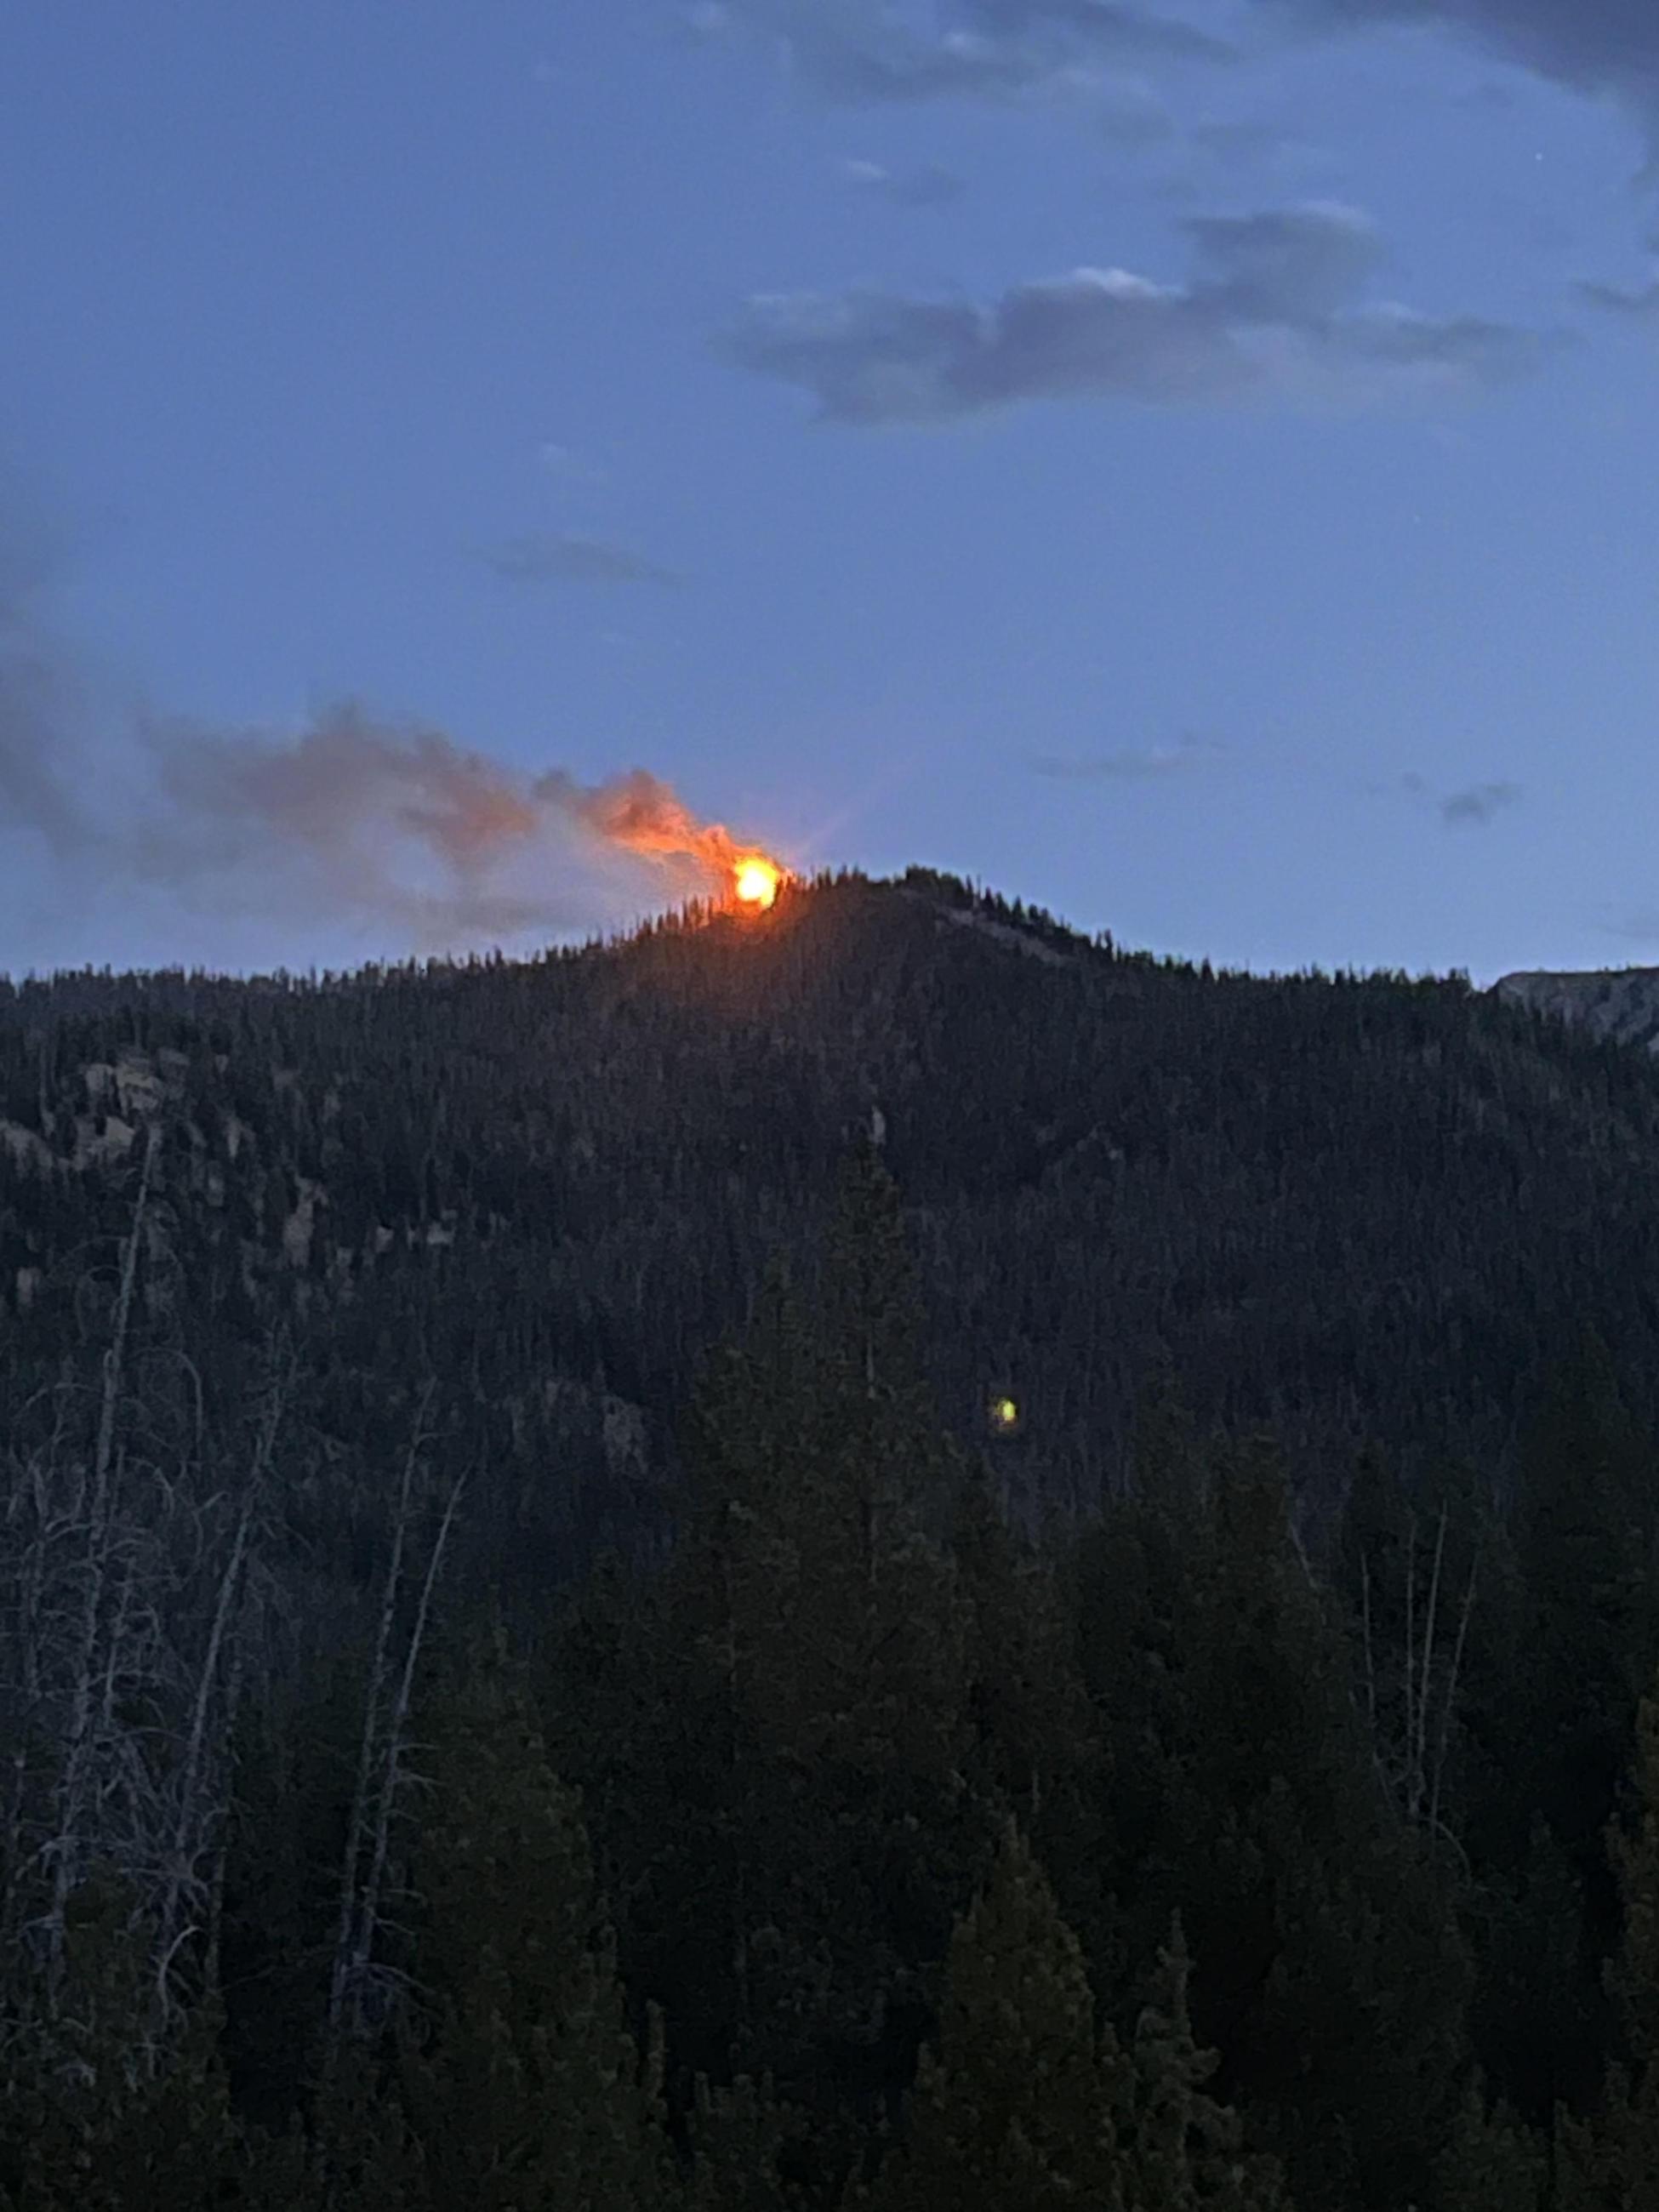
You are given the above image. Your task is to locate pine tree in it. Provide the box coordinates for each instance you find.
[633,1156,980,2117]
[395,1631,671,2212]
[1078,1434,1470,2211]
[1553,1679,1659,2209]
[1120,1918,1290,2212]
[864,1824,1126,2212]
[686,2071,801,2212]
[1431,2078,1546,2212]
[0,1872,249,2212]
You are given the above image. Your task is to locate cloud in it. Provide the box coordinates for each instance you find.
[960,0,1233,63]
[715,0,1233,106]
[1033,732,1225,777]
[841,156,966,203]
[1096,82,1180,144]
[0,531,103,865]
[0,502,740,960]
[1265,0,1659,111]
[1578,276,1659,317]
[721,202,1548,422]
[537,442,609,484]
[1189,117,1304,162]
[482,533,682,586]
[1441,779,1522,824]
[2,687,765,955]
[1368,768,1523,824]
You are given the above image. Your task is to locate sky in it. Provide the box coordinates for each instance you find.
[3,1,1659,983]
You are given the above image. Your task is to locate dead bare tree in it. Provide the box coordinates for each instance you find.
[147,1378,286,2046]
[40,1125,161,2013]
[326,1392,465,2057]
[1354,1496,1478,1863]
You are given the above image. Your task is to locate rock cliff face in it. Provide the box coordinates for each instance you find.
[1493,968,1659,1055]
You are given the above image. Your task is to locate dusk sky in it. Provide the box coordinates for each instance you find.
[3,1,1659,982]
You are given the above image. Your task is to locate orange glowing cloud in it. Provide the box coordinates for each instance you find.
[535,768,787,910]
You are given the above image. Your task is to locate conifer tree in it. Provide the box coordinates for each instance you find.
[0,1872,248,2212]
[1120,1918,1290,2212]
[1554,1679,1659,2209]
[1078,1433,1470,2211]
[395,1632,671,2212]
[632,1155,980,2112]
[865,1824,1126,2212]
[685,2071,801,2212]
[1486,1331,1659,2116]
[1431,2078,1546,2212]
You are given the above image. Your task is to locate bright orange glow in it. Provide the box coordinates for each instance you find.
[733,857,783,910]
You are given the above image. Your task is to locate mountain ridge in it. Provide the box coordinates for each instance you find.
[5,869,1659,1599]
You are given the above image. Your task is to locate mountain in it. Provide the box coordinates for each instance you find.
[1495,965,1659,1055]
[6,869,1659,1619]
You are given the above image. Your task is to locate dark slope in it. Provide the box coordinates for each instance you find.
[3,869,1659,1593]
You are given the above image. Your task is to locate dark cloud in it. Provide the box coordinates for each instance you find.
[721,202,1548,422]
[1441,779,1523,824]
[1033,732,1225,777]
[1265,0,1659,109]
[483,533,682,586]
[841,156,966,203]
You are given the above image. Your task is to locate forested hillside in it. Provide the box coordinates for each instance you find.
[6,869,1659,1565]
[8,870,1659,2208]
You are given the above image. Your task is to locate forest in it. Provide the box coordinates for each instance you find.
[4,869,1659,2207]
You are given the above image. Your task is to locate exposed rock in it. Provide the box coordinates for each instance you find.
[1493,967,1659,1055]
[112,1051,168,1117]
[73,1114,138,1169]
[0,1122,54,1174]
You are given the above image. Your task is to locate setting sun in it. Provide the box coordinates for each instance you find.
[733,857,783,910]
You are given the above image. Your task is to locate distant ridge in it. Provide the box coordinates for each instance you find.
[1494,966,1659,1055]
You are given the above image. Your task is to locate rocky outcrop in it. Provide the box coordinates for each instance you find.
[1493,968,1659,1055]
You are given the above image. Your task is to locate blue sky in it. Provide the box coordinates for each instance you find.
[3,0,1658,981]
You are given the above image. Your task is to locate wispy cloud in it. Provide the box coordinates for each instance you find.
[1268,0,1659,112]
[1371,770,1524,826]
[1033,732,1225,778]
[841,156,966,204]
[1441,779,1523,825]
[537,442,609,485]
[482,533,682,587]
[1578,276,1659,318]
[706,0,1234,106]
[721,202,1550,424]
